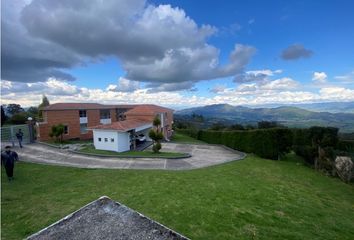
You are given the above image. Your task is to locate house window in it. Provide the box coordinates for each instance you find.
[98,138,102,142]
[64,126,69,134]
[80,123,88,134]
[79,110,87,117]
[100,109,110,119]
[104,138,108,142]
[111,138,114,142]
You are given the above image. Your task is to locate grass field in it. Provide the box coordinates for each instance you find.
[1,154,353,239]
[171,132,205,144]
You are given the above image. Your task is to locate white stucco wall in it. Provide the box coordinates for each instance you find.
[93,130,119,152]
[117,132,130,152]
[93,130,131,152]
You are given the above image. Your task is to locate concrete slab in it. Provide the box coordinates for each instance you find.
[27,196,189,240]
[7,142,246,170]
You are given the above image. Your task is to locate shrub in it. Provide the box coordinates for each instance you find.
[49,124,65,143]
[152,142,162,153]
[293,145,316,165]
[337,140,354,152]
[149,116,163,153]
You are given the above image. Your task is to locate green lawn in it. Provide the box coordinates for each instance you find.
[1,155,354,240]
[171,132,205,144]
[79,145,188,158]
[42,139,93,146]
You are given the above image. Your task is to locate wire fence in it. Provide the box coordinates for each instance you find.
[1,124,31,147]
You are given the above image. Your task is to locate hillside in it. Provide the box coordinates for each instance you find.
[2,157,354,239]
[175,104,354,132]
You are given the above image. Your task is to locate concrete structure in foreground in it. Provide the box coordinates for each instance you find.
[27,196,190,240]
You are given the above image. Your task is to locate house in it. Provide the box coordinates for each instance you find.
[37,103,174,152]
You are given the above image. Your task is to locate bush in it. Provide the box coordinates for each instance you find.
[176,128,200,139]
[337,140,354,152]
[197,128,293,160]
[293,145,316,165]
[152,142,162,153]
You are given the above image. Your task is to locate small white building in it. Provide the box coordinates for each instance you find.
[90,119,152,152]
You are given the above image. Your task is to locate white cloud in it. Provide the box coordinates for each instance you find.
[2,78,354,109]
[2,0,256,91]
[312,71,327,84]
[234,69,282,83]
[260,78,299,90]
[106,77,140,92]
[210,84,228,93]
[319,87,354,101]
[334,71,354,83]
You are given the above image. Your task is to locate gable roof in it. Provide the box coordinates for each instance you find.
[89,119,151,132]
[27,196,190,240]
[125,104,174,116]
[43,103,135,111]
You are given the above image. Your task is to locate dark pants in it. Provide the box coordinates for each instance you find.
[4,164,14,179]
[17,138,23,148]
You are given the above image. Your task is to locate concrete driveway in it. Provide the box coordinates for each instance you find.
[7,142,246,170]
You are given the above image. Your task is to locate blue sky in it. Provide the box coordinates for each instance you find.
[2,0,354,108]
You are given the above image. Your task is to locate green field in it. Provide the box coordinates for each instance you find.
[171,132,205,144]
[2,154,353,239]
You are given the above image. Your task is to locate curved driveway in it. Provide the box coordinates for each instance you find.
[12,143,246,170]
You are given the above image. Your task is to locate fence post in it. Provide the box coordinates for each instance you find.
[10,126,15,147]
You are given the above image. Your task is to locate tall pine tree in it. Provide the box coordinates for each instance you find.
[38,95,50,119]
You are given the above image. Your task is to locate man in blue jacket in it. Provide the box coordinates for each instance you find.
[1,146,19,181]
[16,129,24,148]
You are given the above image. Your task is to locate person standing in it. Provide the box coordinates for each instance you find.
[16,129,24,148]
[1,146,19,181]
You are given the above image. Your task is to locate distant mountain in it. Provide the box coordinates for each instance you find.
[244,102,354,113]
[175,104,354,132]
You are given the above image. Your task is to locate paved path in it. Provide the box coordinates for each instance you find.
[5,143,246,170]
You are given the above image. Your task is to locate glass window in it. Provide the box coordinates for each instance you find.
[79,110,87,117]
[111,138,114,142]
[100,109,110,119]
[80,123,88,134]
[98,138,101,142]
[64,126,69,134]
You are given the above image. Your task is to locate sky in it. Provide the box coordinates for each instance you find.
[1,0,354,109]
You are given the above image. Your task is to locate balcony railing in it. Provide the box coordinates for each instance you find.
[80,117,88,124]
[100,118,111,125]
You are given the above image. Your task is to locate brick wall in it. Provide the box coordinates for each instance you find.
[38,109,105,141]
[37,107,174,141]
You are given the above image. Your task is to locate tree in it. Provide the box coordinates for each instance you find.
[38,95,50,119]
[309,126,339,172]
[1,106,7,126]
[209,122,226,131]
[228,124,245,130]
[257,121,279,129]
[49,124,65,143]
[27,106,39,120]
[10,112,30,124]
[6,104,24,116]
[149,116,164,153]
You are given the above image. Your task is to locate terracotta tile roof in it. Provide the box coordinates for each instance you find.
[44,103,135,111]
[125,104,174,115]
[89,119,152,132]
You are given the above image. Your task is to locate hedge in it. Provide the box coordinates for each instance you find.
[337,140,354,152]
[197,128,293,160]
